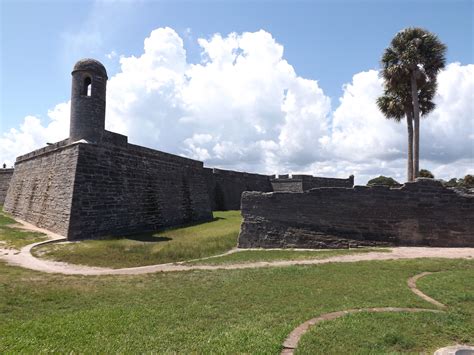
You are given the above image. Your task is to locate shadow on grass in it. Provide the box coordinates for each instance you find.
[100,215,229,243]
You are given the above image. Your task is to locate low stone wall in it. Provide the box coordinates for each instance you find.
[271,175,354,193]
[239,179,474,248]
[205,168,272,210]
[0,168,14,205]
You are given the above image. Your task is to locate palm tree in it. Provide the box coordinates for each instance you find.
[377,80,436,181]
[380,28,446,178]
[377,90,414,181]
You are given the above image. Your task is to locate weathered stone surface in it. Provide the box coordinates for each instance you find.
[238,179,474,248]
[204,171,353,210]
[4,134,214,240]
[0,168,14,205]
[67,139,212,240]
[70,58,107,143]
[4,145,79,236]
[271,174,354,192]
[205,168,272,210]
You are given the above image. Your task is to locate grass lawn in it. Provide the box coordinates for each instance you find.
[297,268,474,353]
[186,248,391,265]
[0,210,48,250]
[1,258,473,353]
[32,210,241,268]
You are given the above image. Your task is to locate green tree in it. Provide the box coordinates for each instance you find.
[377,90,414,182]
[461,174,474,188]
[367,176,401,187]
[419,169,434,178]
[377,78,436,181]
[443,178,459,187]
[380,28,446,179]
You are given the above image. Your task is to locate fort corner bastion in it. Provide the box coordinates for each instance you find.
[3,58,353,240]
[4,59,213,240]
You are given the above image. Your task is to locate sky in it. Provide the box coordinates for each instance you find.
[0,0,473,184]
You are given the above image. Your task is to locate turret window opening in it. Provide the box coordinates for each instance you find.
[82,76,92,96]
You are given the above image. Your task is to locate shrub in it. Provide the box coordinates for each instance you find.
[460,174,474,188]
[367,176,400,187]
[443,178,459,187]
[419,169,434,178]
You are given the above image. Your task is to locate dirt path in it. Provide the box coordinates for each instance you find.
[281,271,448,355]
[407,272,446,308]
[0,218,473,276]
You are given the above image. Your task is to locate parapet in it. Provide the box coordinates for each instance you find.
[270,174,354,192]
[15,138,71,163]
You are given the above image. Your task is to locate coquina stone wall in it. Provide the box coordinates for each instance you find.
[0,168,15,206]
[3,144,80,236]
[67,139,212,240]
[270,174,354,192]
[204,171,352,210]
[205,168,273,210]
[239,179,474,248]
[4,133,213,240]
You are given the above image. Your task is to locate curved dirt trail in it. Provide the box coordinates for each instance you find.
[0,218,473,276]
[407,272,446,308]
[281,272,449,354]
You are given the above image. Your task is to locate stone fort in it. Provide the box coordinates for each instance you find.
[2,59,352,240]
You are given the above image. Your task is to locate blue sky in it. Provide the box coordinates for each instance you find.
[1,0,471,130]
[0,0,472,182]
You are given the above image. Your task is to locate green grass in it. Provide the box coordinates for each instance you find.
[296,269,474,354]
[187,248,391,265]
[0,259,472,353]
[32,210,241,268]
[0,210,48,250]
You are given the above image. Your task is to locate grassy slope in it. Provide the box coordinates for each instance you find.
[31,210,389,268]
[187,248,390,265]
[1,258,473,353]
[0,211,48,250]
[32,211,241,268]
[296,269,474,354]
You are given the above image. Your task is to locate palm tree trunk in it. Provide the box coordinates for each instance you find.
[405,109,414,182]
[410,70,420,179]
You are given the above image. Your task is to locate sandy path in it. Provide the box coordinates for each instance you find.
[0,218,473,276]
[407,272,446,308]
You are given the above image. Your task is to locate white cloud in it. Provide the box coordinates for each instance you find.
[0,102,70,167]
[330,70,405,162]
[1,28,472,183]
[422,63,474,163]
[105,50,117,59]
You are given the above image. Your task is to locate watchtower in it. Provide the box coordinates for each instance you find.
[69,58,108,143]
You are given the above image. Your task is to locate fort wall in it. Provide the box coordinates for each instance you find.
[67,139,212,240]
[0,168,15,205]
[239,179,474,249]
[204,171,352,210]
[3,145,80,235]
[205,168,272,210]
[270,174,354,192]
